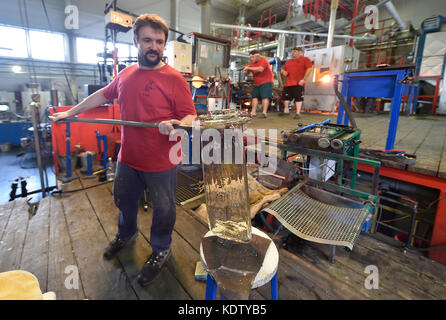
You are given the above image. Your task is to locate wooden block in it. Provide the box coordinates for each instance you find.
[194,261,207,281]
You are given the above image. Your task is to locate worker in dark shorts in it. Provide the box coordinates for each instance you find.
[243,50,274,118]
[280,47,313,119]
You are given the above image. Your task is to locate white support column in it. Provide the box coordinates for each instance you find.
[327,0,339,48]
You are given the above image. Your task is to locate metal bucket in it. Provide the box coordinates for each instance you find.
[79,151,97,169]
[57,155,77,173]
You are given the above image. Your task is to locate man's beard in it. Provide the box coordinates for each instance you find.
[139,50,161,67]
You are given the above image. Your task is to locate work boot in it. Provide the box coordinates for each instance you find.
[103,232,138,260]
[137,249,171,287]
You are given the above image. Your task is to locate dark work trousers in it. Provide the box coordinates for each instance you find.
[112,161,177,252]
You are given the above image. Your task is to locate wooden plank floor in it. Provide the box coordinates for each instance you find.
[1,181,446,300]
[245,112,446,178]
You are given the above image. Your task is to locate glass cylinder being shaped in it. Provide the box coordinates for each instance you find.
[199,110,252,243]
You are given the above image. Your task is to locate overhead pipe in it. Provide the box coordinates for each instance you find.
[384,1,407,30]
[326,0,339,48]
[211,22,377,41]
[277,34,286,59]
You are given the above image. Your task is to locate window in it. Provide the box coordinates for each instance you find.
[130,45,138,58]
[0,25,28,58]
[107,42,131,59]
[76,37,105,64]
[29,30,65,61]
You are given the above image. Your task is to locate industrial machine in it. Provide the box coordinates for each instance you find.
[186,33,232,114]
[303,45,360,112]
[281,119,365,186]
[260,118,380,262]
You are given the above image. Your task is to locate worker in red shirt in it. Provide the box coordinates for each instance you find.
[280,47,313,118]
[50,14,196,287]
[243,50,274,118]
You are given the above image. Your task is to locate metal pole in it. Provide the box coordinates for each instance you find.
[211,22,376,41]
[327,0,339,48]
[51,117,189,129]
[31,104,46,198]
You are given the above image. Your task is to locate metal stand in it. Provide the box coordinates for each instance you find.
[31,104,46,198]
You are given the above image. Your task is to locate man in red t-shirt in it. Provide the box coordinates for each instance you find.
[243,50,274,118]
[280,47,313,118]
[51,14,196,286]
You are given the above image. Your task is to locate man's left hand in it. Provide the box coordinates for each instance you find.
[159,119,182,135]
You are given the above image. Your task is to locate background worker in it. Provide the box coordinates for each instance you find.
[280,47,313,119]
[50,14,196,287]
[243,50,274,118]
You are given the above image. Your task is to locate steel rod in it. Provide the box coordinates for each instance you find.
[32,104,47,198]
[50,117,188,130]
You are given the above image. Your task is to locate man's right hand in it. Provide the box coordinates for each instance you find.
[49,111,72,123]
[281,70,288,77]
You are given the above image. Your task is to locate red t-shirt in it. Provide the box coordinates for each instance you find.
[103,64,196,172]
[249,57,274,86]
[283,56,313,87]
